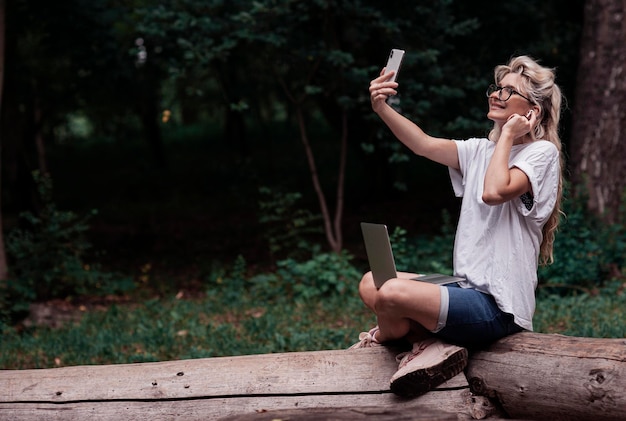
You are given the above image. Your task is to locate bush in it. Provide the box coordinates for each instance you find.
[257,186,322,261]
[211,249,362,303]
[270,249,362,300]
[391,210,456,275]
[539,190,625,289]
[1,172,135,323]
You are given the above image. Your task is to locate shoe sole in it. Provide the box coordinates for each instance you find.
[390,347,468,398]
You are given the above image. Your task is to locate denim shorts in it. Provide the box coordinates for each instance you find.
[433,283,523,349]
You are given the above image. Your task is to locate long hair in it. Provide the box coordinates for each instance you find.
[489,55,564,265]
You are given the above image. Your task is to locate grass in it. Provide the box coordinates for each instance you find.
[0,286,373,369]
[534,281,626,337]
[1,278,624,370]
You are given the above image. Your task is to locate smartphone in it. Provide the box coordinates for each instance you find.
[384,49,405,82]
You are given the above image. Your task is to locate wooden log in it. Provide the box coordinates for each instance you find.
[10,331,620,421]
[0,347,477,421]
[466,332,626,421]
[218,405,458,420]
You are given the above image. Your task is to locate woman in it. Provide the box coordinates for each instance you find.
[351,55,563,398]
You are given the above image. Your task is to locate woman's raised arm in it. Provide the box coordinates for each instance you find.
[370,71,459,170]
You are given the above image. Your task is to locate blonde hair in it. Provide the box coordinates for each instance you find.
[489,55,564,265]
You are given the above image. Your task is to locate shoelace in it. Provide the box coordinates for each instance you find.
[361,327,380,345]
[350,327,380,348]
[395,338,436,366]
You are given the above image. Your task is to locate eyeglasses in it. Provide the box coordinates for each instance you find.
[486,84,532,103]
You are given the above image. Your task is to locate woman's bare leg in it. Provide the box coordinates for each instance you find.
[358,271,442,343]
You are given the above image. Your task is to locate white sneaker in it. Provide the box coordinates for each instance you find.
[390,337,467,397]
[348,326,381,349]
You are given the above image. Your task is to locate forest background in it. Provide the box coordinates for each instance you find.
[1,0,625,368]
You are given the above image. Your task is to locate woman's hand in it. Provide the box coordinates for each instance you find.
[369,69,398,113]
[483,109,535,204]
[501,109,538,142]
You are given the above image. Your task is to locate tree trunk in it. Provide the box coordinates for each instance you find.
[570,0,626,224]
[0,347,477,420]
[276,58,348,254]
[2,333,625,420]
[294,105,347,253]
[0,0,9,282]
[467,332,626,421]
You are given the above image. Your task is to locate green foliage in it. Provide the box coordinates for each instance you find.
[269,250,362,300]
[257,186,322,260]
[391,210,456,275]
[539,191,625,289]
[1,172,135,322]
[535,281,626,337]
[213,248,362,303]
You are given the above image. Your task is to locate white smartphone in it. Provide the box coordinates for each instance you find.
[384,49,405,82]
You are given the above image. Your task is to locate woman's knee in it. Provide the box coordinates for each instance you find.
[375,279,440,317]
[374,278,407,311]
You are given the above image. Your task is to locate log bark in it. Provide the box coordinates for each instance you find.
[0,347,476,421]
[466,332,626,421]
[2,333,624,420]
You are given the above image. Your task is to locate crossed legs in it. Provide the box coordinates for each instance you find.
[358,271,442,343]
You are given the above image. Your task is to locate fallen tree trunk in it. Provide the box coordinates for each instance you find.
[0,346,477,421]
[1,332,624,420]
[466,332,626,421]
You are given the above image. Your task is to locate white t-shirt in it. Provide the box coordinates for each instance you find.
[448,137,560,331]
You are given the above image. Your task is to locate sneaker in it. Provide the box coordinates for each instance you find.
[389,337,468,397]
[348,326,381,349]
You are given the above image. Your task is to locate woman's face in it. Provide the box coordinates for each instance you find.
[487,73,534,125]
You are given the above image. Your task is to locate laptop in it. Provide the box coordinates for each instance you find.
[361,222,464,289]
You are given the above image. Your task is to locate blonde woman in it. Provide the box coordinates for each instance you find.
[352,55,563,398]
